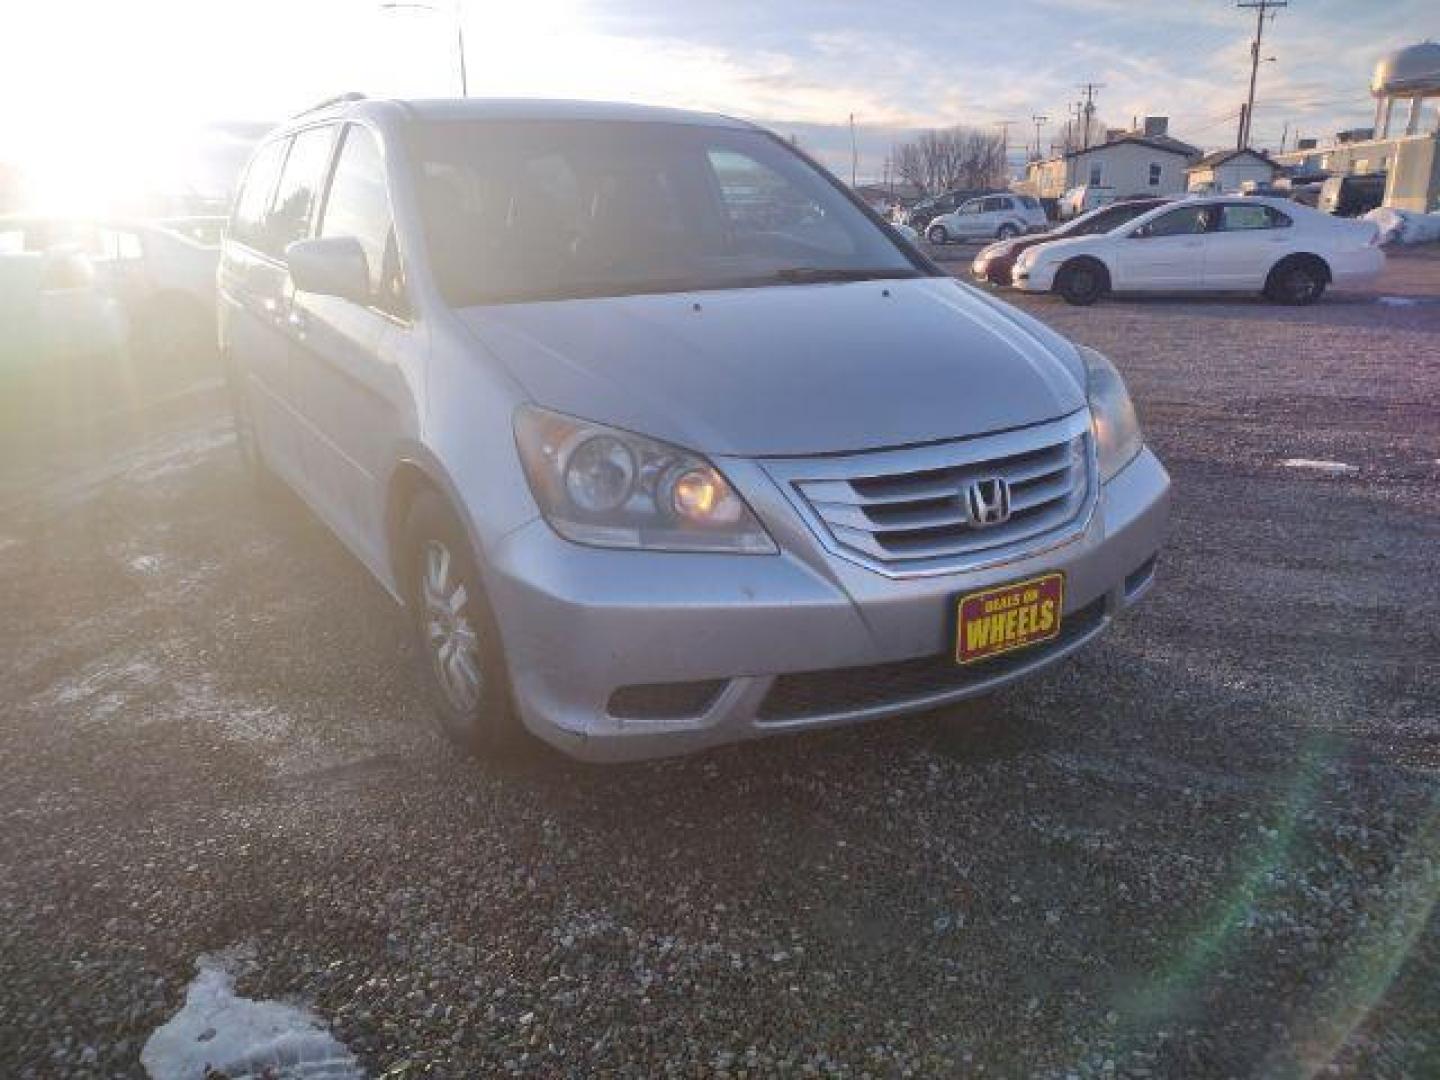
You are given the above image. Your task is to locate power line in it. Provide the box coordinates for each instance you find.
[1237,0,1287,148]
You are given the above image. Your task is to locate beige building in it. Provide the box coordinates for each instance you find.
[1185,149,1280,193]
[1025,119,1198,200]
[1274,41,1440,212]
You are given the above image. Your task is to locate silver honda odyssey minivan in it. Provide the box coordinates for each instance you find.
[218,96,1170,762]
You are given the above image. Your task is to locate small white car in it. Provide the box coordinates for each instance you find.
[1011,196,1384,306]
[925,194,1047,244]
[1057,186,1116,220]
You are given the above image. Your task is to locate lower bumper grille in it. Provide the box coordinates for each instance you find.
[608,679,727,721]
[757,597,1107,723]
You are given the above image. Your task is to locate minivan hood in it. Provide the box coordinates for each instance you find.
[456,277,1085,457]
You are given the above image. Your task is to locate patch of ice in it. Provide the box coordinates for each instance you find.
[142,949,361,1080]
[1280,458,1359,475]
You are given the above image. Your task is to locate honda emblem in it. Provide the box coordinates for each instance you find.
[965,477,1011,527]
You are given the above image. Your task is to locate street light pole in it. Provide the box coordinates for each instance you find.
[381,1,467,97]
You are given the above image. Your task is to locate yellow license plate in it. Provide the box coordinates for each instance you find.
[954,573,1065,665]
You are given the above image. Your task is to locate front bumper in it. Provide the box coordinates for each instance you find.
[1012,261,1058,293]
[483,448,1170,761]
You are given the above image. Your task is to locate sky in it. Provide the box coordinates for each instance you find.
[2,0,1433,210]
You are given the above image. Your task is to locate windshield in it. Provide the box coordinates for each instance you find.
[409,120,924,306]
[1063,201,1163,237]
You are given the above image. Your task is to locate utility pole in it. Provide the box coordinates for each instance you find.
[994,120,1018,182]
[1279,119,1289,154]
[1078,83,1103,149]
[1031,114,1048,160]
[1237,0,1286,148]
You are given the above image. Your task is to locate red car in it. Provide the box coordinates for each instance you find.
[970,198,1171,286]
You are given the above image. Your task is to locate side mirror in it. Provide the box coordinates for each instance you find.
[286,237,370,303]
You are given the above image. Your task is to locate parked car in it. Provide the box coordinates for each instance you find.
[0,249,128,378]
[1288,181,1324,209]
[0,214,222,367]
[1011,196,1384,306]
[1318,173,1387,218]
[925,194,1047,244]
[1057,185,1117,220]
[220,96,1170,762]
[970,198,1171,286]
[889,221,921,244]
[1239,181,1291,198]
[904,188,1001,231]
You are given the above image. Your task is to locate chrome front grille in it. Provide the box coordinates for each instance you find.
[766,411,1095,576]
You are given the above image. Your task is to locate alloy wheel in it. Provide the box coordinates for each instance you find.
[420,540,483,714]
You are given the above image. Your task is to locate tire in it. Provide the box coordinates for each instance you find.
[1264,257,1328,305]
[1055,259,1108,306]
[997,223,1019,240]
[927,224,949,245]
[226,362,274,489]
[402,490,525,757]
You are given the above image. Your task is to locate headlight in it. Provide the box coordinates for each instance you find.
[1080,347,1143,482]
[514,406,776,553]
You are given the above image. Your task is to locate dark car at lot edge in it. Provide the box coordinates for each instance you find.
[1319,173,1386,218]
[969,197,1170,286]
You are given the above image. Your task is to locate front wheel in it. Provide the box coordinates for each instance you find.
[226,362,275,491]
[997,223,1019,240]
[403,491,526,757]
[1055,260,1107,306]
[927,224,949,245]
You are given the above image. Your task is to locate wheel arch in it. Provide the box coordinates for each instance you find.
[383,447,483,605]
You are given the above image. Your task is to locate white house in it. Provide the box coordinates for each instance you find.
[1185,149,1280,194]
[1025,119,1199,200]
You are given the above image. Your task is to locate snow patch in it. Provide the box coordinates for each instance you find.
[1364,207,1440,246]
[1280,458,1359,475]
[129,554,163,575]
[142,949,361,1080]
[1376,295,1422,307]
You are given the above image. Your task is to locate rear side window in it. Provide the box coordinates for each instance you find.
[265,125,337,256]
[1219,204,1290,231]
[229,140,287,250]
[319,125,406,315]
[981,196,1006,212]
[1019,196,1040,210]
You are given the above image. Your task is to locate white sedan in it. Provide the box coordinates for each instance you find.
[1011,196,1384,306]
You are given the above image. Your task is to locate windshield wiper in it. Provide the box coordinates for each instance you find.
[768,266,921,285]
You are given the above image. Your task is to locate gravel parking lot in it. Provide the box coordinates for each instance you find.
[2,251,1437,1078]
